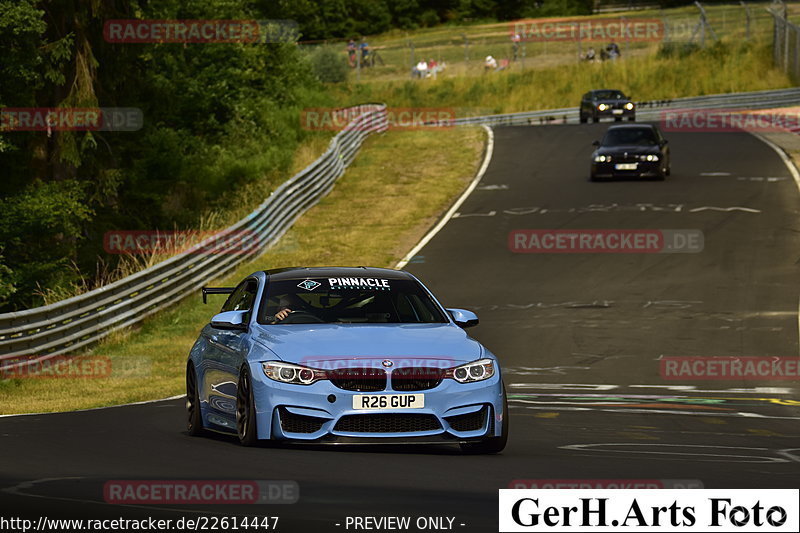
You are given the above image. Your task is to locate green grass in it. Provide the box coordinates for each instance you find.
[0,127,486,414]
[326,39,791,115]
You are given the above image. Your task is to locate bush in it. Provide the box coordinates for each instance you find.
[310,47,349,83]
[657,42,702,59]
[420,10,440,27]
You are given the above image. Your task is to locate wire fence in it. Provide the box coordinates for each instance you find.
[301,2,777,82]
[771,1,800,81]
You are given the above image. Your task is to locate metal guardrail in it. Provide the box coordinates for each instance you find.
[3,88,800,367]
[0,104,388,368]
[451,87,800,126]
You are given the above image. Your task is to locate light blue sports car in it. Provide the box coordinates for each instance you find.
[186,267,508,453]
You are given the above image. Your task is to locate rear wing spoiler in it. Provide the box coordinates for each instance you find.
[202,286,234,304]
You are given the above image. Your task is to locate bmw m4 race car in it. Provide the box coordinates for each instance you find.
[186,267,508,453]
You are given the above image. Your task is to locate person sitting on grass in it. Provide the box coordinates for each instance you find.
[414,60,428,78]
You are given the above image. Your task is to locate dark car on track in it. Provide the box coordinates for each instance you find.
[579,89,635,123]
[590,123,670,181]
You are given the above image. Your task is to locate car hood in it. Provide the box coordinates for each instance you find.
[252,323,484,367]
[595,145,658,155]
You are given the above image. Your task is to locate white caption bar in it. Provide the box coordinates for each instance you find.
[499,489,799,532]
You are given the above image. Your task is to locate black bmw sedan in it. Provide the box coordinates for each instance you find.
[590,124,670,181]
[579,89,635,123]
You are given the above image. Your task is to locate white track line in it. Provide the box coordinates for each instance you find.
[395,125,495,269]
[754,133,800,359]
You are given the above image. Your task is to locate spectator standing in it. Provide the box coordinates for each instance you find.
[360,38,370,66]
[346,39,356,67]
[511,33,521,61]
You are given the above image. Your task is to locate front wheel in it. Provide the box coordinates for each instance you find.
[579,113,587,124]
[236,367,259,446]
[460,385,509,454]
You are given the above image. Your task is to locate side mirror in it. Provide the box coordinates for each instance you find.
[661,139,669,146]
[211,310,248,331]
[592,140,600,147]
[447,308,479,328]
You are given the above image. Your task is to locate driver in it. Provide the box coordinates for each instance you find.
[272,293,304,322]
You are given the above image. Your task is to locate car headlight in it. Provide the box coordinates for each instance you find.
[594,154,610,162]
[625,102,635,110]
[597,104,609,111]
[638,154,659,161]
[445,358,495,383]
[262,361,326,385]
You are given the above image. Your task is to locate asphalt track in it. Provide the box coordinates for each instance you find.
[2,123,799,532]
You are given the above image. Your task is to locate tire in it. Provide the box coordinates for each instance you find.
[186,362,205,436]
[460,384,509,454]
[236,367,259,446]
[579,113,587,124]
[591,114,597,123]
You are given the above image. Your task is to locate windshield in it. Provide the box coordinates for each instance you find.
[602,128,657,146]
[257,277,448,324]
[593,90,626,100]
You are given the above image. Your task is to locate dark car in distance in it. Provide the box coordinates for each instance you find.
[579,89,635,123]
[590,124,670,181]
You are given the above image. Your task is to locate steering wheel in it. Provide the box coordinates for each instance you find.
[277,310,325,324]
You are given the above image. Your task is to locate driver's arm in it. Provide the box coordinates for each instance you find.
[274,308,293,321]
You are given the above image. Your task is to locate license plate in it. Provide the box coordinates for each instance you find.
[615,163,637,170]
[353,394,424,410]
[611,109,623,115]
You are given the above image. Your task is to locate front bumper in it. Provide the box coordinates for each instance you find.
[594,108,634,120]
[592,160,661,179]
[250,367,505,442]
